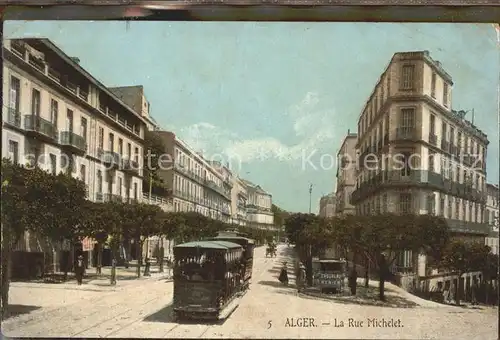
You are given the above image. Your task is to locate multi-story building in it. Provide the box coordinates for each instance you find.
[108,85,161,132]
[335,130,358,215]
[485,183,499,254]
[231,176,249,226]
[2,38,148,270]
[153,131,232,222]
[350,50,490,289]
[319,193,336,218]
[241,179,275,230]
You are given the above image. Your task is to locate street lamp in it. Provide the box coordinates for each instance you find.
[309,184,313,214]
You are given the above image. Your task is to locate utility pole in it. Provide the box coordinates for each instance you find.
[309,184,313,214]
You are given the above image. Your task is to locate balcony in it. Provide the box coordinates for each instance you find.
[441,140,450,152]
[350,170,486,205]
[122,158,140,175]
[60,131,87,155]
[449,144,458,158]
[24,115,58,142]
[461,154,476,167]
[205,179,231,200]
[446,219,489,235]
[428,133,437,146]
[395,127,416,140]
[98,149,121,169]
[5,108,21,128]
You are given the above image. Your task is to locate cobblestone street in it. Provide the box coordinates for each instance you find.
[2,245,497,339]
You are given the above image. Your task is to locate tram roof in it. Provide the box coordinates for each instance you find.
[174,240,243,250]
[210,236,255,244]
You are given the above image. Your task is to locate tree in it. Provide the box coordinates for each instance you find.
[440,240,491,305]
[284,213,328,286]
[121,203,162,277]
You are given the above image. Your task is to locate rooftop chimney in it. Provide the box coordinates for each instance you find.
[70,57,80,64]
[348,129,350,134]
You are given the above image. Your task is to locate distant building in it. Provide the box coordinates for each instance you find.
[231,176,248,226]
[485,183,499,254]
[319,193,336,217]
[241,179,275,230]
[335,131,358,215]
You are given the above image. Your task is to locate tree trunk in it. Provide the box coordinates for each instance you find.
[455,274,461,306]
[378,254,387,301]
[159,238,164,273]
[305,245,313,286]
[1,228,12,319]
[364,256,370,288]
[135,237,142,278]
[96,242,102,275]
[110,242,118,285]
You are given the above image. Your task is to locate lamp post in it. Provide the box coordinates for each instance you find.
[308,184,313,214]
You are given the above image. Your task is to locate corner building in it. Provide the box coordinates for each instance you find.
[351,51,489,275]
[2,39,147,272]
[335,131,358,215]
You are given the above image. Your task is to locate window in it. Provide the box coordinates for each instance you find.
[9,76,20,111]
[400,152,412,177]
[457,132,462,151]
[134,147,139,162]
[98,127,104,149]
[50,99,58,126]
[380,83,384,104]
[428,153,435,172]
[118,177,123,196]
[127,143,132,159]
[441,122,447,141]
[400,108,415,128]
[387,72,391,96]
[8,140,19,164]
[50,154,57,175]
[118,138,123,156]
[399,193,412,214]
[468,202,473,221]
[464,137,469,154]
[443,83,449,107]
[427,193,436,215]
[455,199,460,219]
[431,73,436,98]
[80,164,86,182]
[449,127,455,146]
[97,170,103,193]
[66,109,73,132]
[81,117,87,140]
[32,88,41,116]
[447,197,452,218]
[440,195,445,216]
[429,114,435,134]
[401,65,415,90]
[108,133,114,151]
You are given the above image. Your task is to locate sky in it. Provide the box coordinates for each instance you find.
[4,21,499,213]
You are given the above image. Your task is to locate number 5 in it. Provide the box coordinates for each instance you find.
[267,320,272,329]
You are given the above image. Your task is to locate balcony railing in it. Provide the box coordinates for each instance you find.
[6,108,21,127]
[441,140,450,152]
[60,131,87,153]
[24,115,58,141]
[446,219,489,235]
[428,133,437,146]
[350,170,487,205]
[122,158,140,174]
[395,127,416,140]
[98,149,121,168]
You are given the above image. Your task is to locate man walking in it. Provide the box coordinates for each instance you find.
[75,255,85,285]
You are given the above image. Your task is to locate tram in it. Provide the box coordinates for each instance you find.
[208,230,255,290]
[172,240,244,320]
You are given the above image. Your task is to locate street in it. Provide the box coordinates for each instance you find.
[1,245,497,339]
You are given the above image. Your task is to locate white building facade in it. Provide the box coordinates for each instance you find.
[485,183,499,254]
[335,131,358,215]
[242,179,275,230]
[2,38,148,269]
[231,176,248,226]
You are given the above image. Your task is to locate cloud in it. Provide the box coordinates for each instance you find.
[174,91,341,164]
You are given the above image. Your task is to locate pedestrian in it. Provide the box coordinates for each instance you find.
[75,255,85,285]
[348,267,357,295]
[448,282,455,304]
[471,279,478,305]
[279,261,289,286]
[144,256,151,276]
[297,264,306,292]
